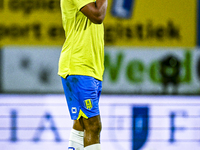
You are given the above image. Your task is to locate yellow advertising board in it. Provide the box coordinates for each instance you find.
[104,0,197,47]
[0,0,64,46]
[0,0,197,47]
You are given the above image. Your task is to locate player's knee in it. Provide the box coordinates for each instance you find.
[87,121,102,134]
[94,122,102,133]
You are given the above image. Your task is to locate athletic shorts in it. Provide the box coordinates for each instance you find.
[61,75,102,120]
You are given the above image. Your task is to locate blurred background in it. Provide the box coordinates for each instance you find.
[0,0,200,150]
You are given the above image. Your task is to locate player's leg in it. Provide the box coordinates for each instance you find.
[67,119,85,150]
[71,116,102,150]
[62,75,102,150]
[82,115,102,149]
[72,75,102,149]
[68,129,84,150]
[73,115,102,150]
[61,76,85,150]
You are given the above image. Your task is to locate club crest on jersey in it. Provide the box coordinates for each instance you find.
[84,99,93,110]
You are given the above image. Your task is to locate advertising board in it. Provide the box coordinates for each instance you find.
[0,0,64,46]
[0,95,200,150]
[0,0,197,47]
[1,46,63,93]
[1,46,200,94]
[103,47,200,94]
[104,0,196,47]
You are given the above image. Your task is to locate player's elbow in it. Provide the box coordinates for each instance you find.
[95,20,103,24]
[91,14,105,24]
[92,17,104,24]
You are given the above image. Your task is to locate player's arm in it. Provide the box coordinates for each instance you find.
[80,0,107,24]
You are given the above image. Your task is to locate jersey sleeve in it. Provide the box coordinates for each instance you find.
[72,0,95,11]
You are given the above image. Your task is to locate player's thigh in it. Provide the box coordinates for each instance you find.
[73,119,84,131]
[82,115,102,132]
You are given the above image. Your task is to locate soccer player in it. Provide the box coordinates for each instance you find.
[58,0,107,150]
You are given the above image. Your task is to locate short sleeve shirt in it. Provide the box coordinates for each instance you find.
[58,0,105,81]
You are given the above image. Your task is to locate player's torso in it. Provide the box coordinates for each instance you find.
[59,0,104,80]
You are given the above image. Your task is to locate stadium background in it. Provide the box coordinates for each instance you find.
[0,0,200,150]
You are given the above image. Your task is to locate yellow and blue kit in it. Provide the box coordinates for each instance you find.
[59,0,104,120]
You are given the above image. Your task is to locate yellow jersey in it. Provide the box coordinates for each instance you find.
[58,0,105,81]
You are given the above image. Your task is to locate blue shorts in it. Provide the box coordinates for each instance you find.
[61,75,102,120]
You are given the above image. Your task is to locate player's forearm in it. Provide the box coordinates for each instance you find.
[95,0,108,22]
[80,0,107,24]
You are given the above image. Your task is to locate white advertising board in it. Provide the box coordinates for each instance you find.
[1,46,63,93]
[103,47,200,94]
[0,95,200,150]
[1,46,200,94]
